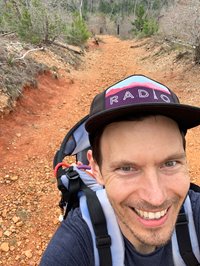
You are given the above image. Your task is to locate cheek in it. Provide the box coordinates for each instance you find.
[167,169,190,196]
[104,175,134,204]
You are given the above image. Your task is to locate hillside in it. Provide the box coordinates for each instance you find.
[0,35,200,265]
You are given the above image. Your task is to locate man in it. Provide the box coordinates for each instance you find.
[40,75,200,266]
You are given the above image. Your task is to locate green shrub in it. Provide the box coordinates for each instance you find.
[65,14,90,46]
[131,4,158,37]
[142,18,158,36]
[1,2,19,32]
[0,0,72,45]
[17,7,42,44]
[132,4,146,32]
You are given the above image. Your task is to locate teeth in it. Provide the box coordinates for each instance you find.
[134,208,167,220]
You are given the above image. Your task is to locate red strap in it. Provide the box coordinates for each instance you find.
[54,162,70,177]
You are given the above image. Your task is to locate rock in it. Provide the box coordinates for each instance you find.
[10,246,15,251]
[17,241,22,247]
[16,221,23,227]
[12,216,20,223]
[16,133,21,138]
[37,250,43,256]
[24,249,33,258]
[53,218,59,225]
[0,242,9,252]
[15,255,20,260]
[4,230,12,237]
[1,209,7,218]
[10,175,19,181]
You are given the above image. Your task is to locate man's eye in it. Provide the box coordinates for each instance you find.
[120,166,132,172]
[117,166,139,173]
[164,161,177,167]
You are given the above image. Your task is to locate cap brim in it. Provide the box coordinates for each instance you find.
[85,103,200,135]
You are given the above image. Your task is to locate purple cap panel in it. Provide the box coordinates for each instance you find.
[105,76,174,109]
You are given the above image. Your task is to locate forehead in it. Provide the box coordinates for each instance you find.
[100,116,183,154]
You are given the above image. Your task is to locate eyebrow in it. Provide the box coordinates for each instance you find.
[109,160,137,169]
[162,152,186,161]
[109,152,186,168]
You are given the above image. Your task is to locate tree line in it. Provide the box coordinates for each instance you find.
[1,0,200,63]
[0,0,174,45]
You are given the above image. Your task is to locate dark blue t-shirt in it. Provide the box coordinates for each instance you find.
[39,190,200,266]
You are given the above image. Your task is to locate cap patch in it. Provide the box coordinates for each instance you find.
[105,76,173,109]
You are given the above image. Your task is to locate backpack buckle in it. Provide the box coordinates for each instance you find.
[65,166,80,180]
[96,235,111,248]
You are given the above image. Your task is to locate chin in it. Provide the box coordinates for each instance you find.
[135,226,174,249]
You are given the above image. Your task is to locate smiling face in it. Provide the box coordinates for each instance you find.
[88,116,190,254]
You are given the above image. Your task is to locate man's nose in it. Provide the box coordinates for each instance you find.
[139,169,167,207]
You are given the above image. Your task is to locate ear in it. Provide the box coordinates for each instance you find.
[87,150,105,185]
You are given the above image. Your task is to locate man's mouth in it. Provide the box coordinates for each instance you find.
[133,208,168,220]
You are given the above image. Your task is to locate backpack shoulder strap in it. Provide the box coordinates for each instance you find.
[80,189,124,266]
[83,187,112,266]
[172,195,200,266]
[190,182,200,193]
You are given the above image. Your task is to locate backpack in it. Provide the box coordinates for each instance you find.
[53,115,200,266]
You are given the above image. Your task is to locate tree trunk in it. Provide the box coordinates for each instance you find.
[79,0,83,18]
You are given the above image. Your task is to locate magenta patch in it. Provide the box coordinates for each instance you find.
[105,86,174,109]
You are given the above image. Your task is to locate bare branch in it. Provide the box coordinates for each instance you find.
[13,47,45,61]
[0,31,16,37]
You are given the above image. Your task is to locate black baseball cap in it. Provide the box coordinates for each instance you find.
[85,75,200,137]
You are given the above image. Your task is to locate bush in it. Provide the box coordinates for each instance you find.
[65,14,90,46]
[131,4,158,37]
[132,4,146,32]
[142,18,158,37]
[17,7,42,44]
[0,0,71,45]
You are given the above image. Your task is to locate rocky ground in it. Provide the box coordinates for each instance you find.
[0,35,200,265]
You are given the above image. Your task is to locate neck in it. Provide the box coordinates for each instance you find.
[134,242,156,254]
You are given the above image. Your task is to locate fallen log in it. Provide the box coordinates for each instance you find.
[52,41,83,54]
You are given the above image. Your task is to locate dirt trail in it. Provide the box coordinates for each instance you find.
[0,35,200,265]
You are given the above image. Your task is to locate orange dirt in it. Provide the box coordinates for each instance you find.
[0,36,199,265]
